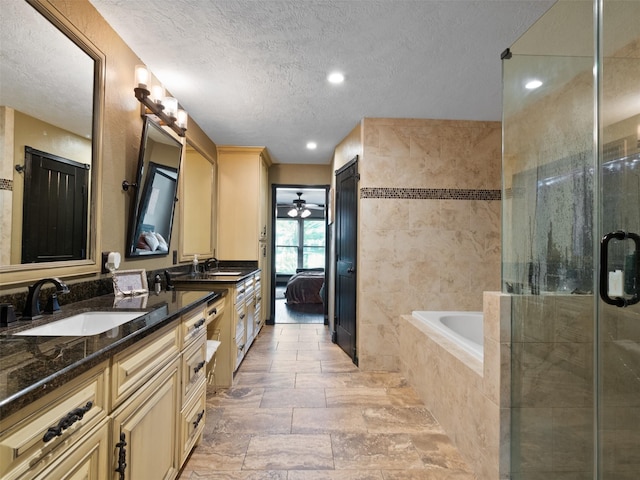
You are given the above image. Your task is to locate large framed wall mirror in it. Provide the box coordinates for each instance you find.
[179,140,216,262]
[0,0,104,285]
[126,118,183,258]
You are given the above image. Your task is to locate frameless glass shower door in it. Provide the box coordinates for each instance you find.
[503,1,640,478]
[597,2,640,478]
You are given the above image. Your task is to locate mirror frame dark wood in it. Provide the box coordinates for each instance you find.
[125,117,183,258]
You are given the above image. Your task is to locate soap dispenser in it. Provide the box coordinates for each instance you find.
[192,254,199,274]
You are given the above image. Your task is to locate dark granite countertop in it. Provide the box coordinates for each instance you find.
[172,268,260,286]
[0,288,226,418]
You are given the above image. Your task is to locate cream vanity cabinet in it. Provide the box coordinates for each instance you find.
[217,146,271,324]
[0,361,110,480]
[178,307,208,465]
[110,306,207,480]
[203,295,228,387]
[226,273,264,372]
[197,272,263,379]
[110,322,182,480]
[0,298,212,480]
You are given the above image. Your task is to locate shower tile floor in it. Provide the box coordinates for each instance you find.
[178,324,477,480]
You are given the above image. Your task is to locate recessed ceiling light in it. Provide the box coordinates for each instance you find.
[306,142,317,150]
[525,79,543,90]
[327,72,344,84]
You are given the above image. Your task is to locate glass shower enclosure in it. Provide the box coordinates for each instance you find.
[502,0,639,478]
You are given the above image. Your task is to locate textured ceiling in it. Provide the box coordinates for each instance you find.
[97,1,553,164]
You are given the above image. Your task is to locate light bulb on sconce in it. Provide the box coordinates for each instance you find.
[150,85,165,104]
[134,65,149,89]
[163,97,178,119]
[176,109,188,129]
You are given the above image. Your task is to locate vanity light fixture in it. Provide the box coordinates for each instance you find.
[133,65,187,137]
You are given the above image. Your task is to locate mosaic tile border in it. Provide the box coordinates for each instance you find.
[0,178,12,191]
[360,187,501,201]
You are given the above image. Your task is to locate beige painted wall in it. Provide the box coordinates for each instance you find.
[1,0,217,291]
[269,163,332,185]
[332,118,502,370]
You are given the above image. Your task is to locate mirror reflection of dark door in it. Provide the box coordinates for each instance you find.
[21,146,89,263]
[271,185,329,324]
[334,156,358,364]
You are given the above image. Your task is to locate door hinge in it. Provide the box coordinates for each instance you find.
[355,173,361,181]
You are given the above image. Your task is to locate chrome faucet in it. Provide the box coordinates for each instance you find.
[22,277,70,319]
[203,257,219,272]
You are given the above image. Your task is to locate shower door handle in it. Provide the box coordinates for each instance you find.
[599,230,640,307]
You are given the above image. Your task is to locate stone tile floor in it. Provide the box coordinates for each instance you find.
[178,324,477,479]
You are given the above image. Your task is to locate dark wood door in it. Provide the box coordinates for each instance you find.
[22,146,89,263]
[334,156,358,364]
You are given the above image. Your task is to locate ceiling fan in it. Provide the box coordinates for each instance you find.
[285,192,323,218]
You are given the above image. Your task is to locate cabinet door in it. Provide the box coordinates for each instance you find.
[33,419,109,480]
[217,147,270,260]
[111,358,180,480]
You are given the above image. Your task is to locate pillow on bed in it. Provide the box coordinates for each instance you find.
[143,232,160,251]
[155,232,168,252]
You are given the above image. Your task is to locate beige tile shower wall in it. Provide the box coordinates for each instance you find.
[357,118,502,371]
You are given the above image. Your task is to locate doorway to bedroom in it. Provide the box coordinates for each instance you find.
[271,185,329,324]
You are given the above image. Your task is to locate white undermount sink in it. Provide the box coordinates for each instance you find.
[207,271,241,276]
[14,311,143,337]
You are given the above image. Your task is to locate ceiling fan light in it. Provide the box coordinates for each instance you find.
[287,208,298,217]
[300,209,311,218]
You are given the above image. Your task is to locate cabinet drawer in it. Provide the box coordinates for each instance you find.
[205,297,225,325]
[178,378,206,465]
[235,282,247,305]
[182,306,206,348]
[0,361,109,480]
[111,324,180,408]
[245,279,255,297]
[254,304,263,331]
[31,418,109,480]
[182,334,207,403]
[235,302,246,339]
[234,330,247,371]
